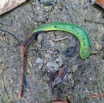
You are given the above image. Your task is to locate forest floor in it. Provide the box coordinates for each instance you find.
[0,0,104,103]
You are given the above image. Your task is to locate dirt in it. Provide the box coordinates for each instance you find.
[0,0,104,103]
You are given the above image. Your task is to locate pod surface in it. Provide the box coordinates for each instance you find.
[32,22,91,59]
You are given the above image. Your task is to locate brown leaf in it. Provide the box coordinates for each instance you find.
[0,0,26,15]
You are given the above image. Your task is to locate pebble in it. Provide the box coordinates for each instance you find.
[46,62,59,71]
[44,53,51,58]
[49,40,55,48]
[56,58,63,67]
[95,42,102,50]
[38,34,43,45]
[36,58,44,70]
[71,65,78,73]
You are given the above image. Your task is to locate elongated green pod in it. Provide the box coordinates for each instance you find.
[32,22,91,59]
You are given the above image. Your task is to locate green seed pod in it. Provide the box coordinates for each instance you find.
[32,22,91,59]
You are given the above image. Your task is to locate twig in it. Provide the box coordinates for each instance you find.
[1,70,13,103]
[84,19,104,25]
[17,31,43,99]
[90,93,104,98]
[52,36,68,42]
[17,45,25,99]
[21,31,43,47]
[0,29,21,45]
[50,65,69,88]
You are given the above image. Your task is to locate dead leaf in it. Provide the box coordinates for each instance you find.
[0,0,26,15]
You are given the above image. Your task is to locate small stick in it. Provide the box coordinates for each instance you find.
[17,31,42,99]
[84,19,104,25]
[0,29,21,45]
[17,44,25,99]
[90,93,104,98]
[50,65,68,88]
[52,36,68,42]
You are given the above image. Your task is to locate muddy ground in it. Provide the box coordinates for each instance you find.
[0,0,104,103]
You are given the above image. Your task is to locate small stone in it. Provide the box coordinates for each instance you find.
[36,58,44,70]
[44,53,51,58]
[38,34,43,45]
[26,68,31,74]
[95,42,102,50]
[46,62,59,71]
[49,40,55,47]
[36,58,43,63]
[56,58,63,67]
[71,65,78,72]
[13,29,17,32]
